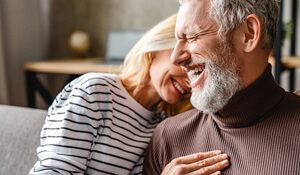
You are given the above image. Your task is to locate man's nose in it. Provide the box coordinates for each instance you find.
[171,41,190,66]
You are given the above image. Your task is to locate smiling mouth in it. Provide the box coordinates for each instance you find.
[185,64,205,83]
[171,79,187,95]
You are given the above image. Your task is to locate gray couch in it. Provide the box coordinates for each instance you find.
[0,105,47,175]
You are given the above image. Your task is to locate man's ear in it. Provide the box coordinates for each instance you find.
[242,14,262,53]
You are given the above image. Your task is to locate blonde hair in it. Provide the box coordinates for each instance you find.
[119,14,193,116]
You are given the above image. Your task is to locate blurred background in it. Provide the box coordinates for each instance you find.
[0,0,180,108]
[0,0,299,109]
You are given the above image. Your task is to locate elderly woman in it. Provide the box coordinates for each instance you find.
[29,14,190,175]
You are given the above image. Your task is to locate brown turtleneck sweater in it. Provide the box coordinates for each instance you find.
[143,65,300,175]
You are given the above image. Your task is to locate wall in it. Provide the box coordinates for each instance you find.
[48,0,179,58]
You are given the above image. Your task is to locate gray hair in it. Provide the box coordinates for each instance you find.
[178,0,279,51]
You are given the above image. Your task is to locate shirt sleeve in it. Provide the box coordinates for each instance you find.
[29,76,103,174]
[143,120,167,175]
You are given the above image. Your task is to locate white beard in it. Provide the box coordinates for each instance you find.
[190,49,243,114]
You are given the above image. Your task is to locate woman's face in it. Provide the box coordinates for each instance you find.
[149,49,191,104]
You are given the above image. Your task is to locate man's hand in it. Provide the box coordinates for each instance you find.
[294,90,300,96]
[161,150,229,175]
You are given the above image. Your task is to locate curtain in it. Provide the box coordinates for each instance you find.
[0,7,9,104]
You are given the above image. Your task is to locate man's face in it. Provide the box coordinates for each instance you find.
[171,0,243,113]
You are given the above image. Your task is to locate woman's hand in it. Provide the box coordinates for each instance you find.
[294,90,300,96]
[161,150,229,175]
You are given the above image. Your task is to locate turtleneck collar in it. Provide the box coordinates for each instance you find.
[211,64,286,128]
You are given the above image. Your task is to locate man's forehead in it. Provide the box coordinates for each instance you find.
[178,0,211,22]
[180,0,211,9]
[176,0,215,34]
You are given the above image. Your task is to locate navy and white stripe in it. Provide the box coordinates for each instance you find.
[29,73,161,175]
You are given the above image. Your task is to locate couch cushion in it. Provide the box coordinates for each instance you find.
[0,105,47,175]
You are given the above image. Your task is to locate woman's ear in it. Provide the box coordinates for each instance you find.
[242,14,262,53]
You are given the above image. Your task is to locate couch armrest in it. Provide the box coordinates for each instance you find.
[0,105,47,175]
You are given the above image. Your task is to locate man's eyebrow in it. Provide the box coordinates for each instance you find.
[186,28,219,38]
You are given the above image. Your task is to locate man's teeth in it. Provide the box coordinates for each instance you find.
[190,67,204,74]
[172,80,186,95]
[188,67,204,81]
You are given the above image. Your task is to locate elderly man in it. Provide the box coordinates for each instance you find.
[143,0,300,174]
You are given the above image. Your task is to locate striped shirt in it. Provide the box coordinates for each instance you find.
[29,73,161,175]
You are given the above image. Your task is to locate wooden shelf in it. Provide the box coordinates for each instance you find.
[269,56,300,69]
[281,56,300,68]
[24,57,123,108]
[24,57,122,75]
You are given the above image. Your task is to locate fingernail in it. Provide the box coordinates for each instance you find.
[222,159,229,165]
[215,150,222,154]
[221,154,228,159]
